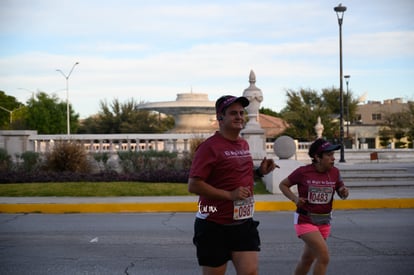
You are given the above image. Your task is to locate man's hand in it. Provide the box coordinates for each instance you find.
[230,186,252,200]
[258,157,279,176]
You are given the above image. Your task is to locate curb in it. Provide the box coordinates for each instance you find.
[1,198,413,214]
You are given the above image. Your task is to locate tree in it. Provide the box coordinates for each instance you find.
[279,89,332,141]
[382,101,414,148]
[378,128,393,148]
[322,87,359,125]
[407,102,414,148]
[25,92,79,134]
[78,98,174,134]
[279,87,358,142]
[259,107,279,117]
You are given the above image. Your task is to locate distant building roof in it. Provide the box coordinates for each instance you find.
[258,113,289,138]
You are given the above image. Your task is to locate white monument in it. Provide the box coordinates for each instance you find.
[241,70,266,164]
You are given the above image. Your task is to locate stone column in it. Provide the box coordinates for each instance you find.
[0,130,37,158]
[243,70,263,129]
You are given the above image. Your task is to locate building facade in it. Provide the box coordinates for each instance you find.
[348,98,412,149]
[356,98,409,125]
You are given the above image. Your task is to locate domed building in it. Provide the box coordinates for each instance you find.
[138,91,288,138]
[137,70,288,137]
[137,92,217,133]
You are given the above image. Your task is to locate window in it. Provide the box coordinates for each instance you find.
[372,113,382,120]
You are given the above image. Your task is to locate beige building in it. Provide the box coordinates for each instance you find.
[355,98,409,125]
[348,98,411,148]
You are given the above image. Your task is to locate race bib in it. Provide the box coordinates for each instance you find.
[308,186,334,204]
[233,196,255,220]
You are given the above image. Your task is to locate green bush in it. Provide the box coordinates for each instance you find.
[117,150,178,173]
[0,148,11,172]
[19,151,42,172]
[180,137,205,171]
[45,141,91,173]
[379,128,393,148]
[92,152,110,172]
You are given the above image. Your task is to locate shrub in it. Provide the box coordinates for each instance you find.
[189,137,205,158]
[0,148,11,172]
[92,152,110,172]
[379,128,393,148]
[181,137,206,170]
[45,141,91,173]
[19,151,42,172]
[0,147,191,183]
[117,150,178,173]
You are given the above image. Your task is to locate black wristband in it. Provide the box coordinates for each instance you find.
[255,168,264,177]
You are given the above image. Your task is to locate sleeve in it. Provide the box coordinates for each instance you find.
[189,142,216,180]
[287,166,302,186]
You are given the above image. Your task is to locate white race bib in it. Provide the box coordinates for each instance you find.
[233,196,255,220]
[308,186,334,204]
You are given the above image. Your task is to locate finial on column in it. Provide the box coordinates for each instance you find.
[314,116,324,138]
[249,70,256,85]
[243,70,263,128]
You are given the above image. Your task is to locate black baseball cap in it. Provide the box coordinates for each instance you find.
[309,138,341,158]
[215,95,249,114]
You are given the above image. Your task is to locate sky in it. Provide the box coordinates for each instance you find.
[1,0,413,119]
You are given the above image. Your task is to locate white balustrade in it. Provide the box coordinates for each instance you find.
[29,133,213,155]
[2,131,413,163]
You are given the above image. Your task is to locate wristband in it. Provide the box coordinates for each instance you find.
[255,168,264,177]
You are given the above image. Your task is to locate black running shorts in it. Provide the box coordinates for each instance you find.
[192,218,261,267]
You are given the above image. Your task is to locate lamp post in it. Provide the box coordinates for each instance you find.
[0,105,25,125]
[56,62,79,136]
[344,75,350,138]
[334,4,347,162]
[0,106,12,124]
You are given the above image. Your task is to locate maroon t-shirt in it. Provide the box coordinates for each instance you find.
[189,131,254,224]
[288,164,345,224]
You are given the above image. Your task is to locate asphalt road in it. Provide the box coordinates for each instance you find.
[1,210,413,275]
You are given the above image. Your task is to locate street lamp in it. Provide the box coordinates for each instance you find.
[56,62,79,136]
[334,3,347,162]
[0,105,25,125]
[344,75,350,138]
[0,106,12,124]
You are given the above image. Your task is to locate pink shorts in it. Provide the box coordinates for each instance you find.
[295,223,331,239]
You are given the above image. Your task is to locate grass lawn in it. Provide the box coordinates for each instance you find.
[0,180,270,197]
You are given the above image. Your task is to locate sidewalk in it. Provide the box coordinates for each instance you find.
[1,162,414,214]
[1,186,413,213]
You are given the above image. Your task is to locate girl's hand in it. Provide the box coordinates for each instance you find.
[294,197,307,207]
[338,186,349,199]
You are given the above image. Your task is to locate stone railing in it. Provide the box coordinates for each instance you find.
[0,131,212,160]
[1,130,413,163]
[30,133,213,154]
